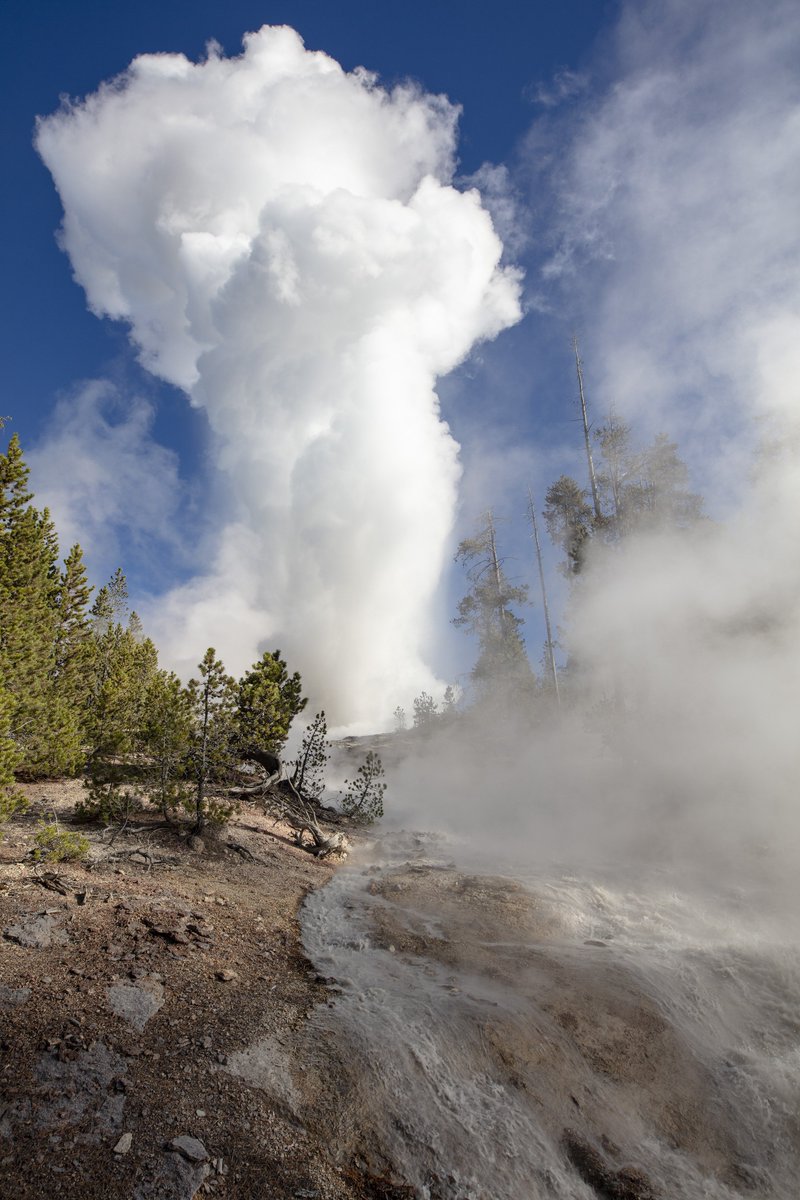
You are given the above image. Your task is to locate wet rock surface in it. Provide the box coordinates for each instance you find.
[301,846,800,1199]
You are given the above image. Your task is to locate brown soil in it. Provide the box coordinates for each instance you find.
[0,782,404,1200]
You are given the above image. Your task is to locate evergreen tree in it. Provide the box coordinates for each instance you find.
[0,684,26,831]
[453,511,534,696]
[47,543,93,775]
[594,409,638,539]
[593,420,703,538]
[543,476,596,576]
[0,436,60,774]
[236,649,306,754]
[636,433,704,530]
[412,691,438,728]
[87,572,157,761]
[186,648,237,832]
[291,711,329,800]
[142,670,193,818]
[340,751,386,824]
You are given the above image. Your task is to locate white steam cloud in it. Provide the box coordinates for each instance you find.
[382,0,800,890]
[26,380,182,571]
[540,0,800,465]
[36,26,521,725]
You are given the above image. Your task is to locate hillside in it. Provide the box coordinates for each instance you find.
[0,783,407,1200]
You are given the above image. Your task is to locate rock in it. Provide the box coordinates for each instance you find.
[135,1149,210,1200]
[3,913,68,949]
[215,969,237,982]
[167,1135,209,1163]
[0,984,31,1008]
[107,978,165,1031]
[223,1036,300,1109]
[113,1132,133,1155]
[27,1041,127,1140]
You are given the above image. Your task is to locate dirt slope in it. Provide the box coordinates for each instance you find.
[0,783,406,1200]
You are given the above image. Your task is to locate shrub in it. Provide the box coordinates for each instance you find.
[32,820,90,863]
[75,778,140,825]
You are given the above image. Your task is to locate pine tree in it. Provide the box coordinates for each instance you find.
[453,511,534,697]
[0,436,60,774]
[291,711,329,800]
[594,409,638,539]
[142,670,193,818]
[543,476,595,576]
[0,684,26,832]
[236,650,306,755]
[87,572,157,761]
[47,543,93,775]
[412,691,438,728]
[636,433,704,530]
[340,751,386,824]
[186,648,237,832]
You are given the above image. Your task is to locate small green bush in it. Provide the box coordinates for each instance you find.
[75,779,139,825]
[32,821,90,863]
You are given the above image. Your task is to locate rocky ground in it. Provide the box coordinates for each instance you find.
[0,782,410,1200]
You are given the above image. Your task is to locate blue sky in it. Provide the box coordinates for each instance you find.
[1,0,604,446]
[2,0,799,725]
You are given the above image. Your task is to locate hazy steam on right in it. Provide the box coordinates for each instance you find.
[388,0,800,892]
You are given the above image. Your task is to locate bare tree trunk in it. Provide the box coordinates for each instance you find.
[527,488,561,706]
[487,509,511,638]
[573,335,603,523]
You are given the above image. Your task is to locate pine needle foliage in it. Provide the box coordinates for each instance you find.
[340,751,386,824]
[291,711,329,800]
[186,648,238,832]
[237,649,306,755]
[0,685,26,834]
[454,510,534,699]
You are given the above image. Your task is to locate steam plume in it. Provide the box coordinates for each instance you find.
[36,26,521,725]
[386,0,800,888]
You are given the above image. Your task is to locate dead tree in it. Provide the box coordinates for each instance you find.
[527,487,561,706]
[573,334,603,523]
[230,749,349,859]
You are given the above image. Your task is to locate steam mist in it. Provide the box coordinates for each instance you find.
[36,26,521,726]
[334,0,800,915]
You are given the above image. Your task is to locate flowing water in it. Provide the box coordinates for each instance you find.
[302,832,800,1199]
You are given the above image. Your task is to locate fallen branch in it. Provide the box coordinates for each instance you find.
[31,870,70,896]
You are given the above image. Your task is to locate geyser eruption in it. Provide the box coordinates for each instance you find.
[36,26,521,724]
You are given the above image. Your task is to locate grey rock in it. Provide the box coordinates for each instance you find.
[168,1135,209,1163]
[107,978,165,1031]
[0,984,31,1007]
[134,1149,210,1200]
[113,1132,133,1155]
[3,913,68,948]
[30,1041,127,1139]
